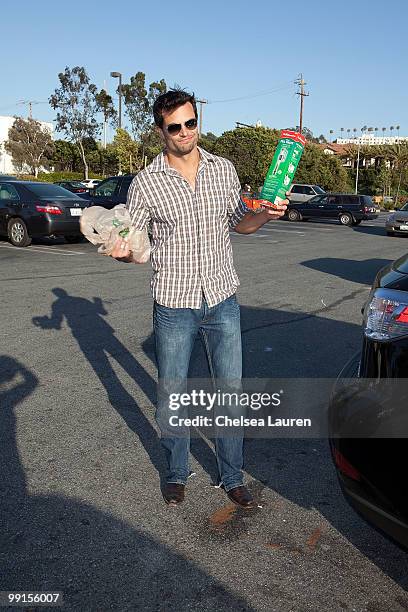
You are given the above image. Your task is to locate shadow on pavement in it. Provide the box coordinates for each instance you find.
[352,226,388,236]
[30,290,408,594]
[31,289,223,487]
[238,303,408,593]
[0,355,255,611]
[300,257,392,285]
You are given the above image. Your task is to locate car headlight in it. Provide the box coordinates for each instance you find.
[364,288,408,341]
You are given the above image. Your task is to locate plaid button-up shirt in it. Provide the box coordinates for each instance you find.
[126,146,247,308]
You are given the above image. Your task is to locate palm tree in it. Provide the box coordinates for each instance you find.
[340,127,344,140]
[386,143,408,204]
[390,126,395,139]
[347,128,351,139]
[396,125,400,141]
[382,127,386,141]
[329,129,334,142]
[353,128,357,140]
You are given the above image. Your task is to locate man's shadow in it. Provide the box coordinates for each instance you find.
[32,289,222,485]
[0,355,255,611]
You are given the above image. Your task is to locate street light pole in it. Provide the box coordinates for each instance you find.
[110,71,122,129]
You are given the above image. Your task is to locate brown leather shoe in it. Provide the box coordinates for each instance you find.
[163,483,185,506]
[227,485,256,509]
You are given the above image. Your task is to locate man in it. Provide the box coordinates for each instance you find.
[111,89,287,507]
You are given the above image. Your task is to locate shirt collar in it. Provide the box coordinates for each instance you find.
[147,146,217,174]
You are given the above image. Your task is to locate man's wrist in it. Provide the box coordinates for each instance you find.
[255,210,270,226]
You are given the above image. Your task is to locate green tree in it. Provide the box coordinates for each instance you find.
[95,89,117,126]
[214,126,280,187]
[49,66,100,179]
[199,132,218,153]
[50,139,80,172]
[113,128,139,173]
[140,125,163,165]
[213,127,350,191]
[122,72,167,142]
[4,116,54,177]
[296,143,351,191]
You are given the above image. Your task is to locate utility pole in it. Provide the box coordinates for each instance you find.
[295,74,309,134]
[197,99,207,136]
[16,100,43,119]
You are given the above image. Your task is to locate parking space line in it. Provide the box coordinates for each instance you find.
[0,243,85,256]
[260,228,305,234]
[276,225,335,232]
[25,244,87,255]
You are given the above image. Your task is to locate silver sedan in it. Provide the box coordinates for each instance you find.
[386,202,408,236]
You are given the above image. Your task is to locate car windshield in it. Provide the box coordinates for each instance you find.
[313,185,325,194]
[70,181,87,187]
[400,202,408,211]
[26,184,82,199]
[308,195,323,203]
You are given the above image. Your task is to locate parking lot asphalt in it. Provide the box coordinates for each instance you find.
[2,213,408,612]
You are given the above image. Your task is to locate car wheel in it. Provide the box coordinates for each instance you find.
[64,235,83,244]
[386,231,395,237]
[8,218,32,247]
[288,209,302,222]
[339,212,353,226]
[353,219,362,226]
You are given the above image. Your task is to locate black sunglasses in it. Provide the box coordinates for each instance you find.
[165,118,198,135]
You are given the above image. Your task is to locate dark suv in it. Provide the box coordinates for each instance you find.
[88,174,135,210]
[286,193,378,226]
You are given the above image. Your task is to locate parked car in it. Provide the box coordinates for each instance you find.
[329,253,408,548]
[88,174,135,210]
[385,202,408,236]
[287,183,326,203]
[54,180,89,195]
[0,175,17,181]
[286,193,378,226]
[81,179,101,189]
[0,180,89,247]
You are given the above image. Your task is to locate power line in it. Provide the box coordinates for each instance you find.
[207,84,292,104]
[0,100,47,116]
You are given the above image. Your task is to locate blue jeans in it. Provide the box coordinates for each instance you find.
[153,294,244,492]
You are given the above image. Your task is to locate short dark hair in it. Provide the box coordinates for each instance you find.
[153,88,198,128]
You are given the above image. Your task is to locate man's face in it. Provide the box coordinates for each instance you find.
[160,102,199,156]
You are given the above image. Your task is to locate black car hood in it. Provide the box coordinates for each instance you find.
[372,254,408,291]
[394,253,408,274]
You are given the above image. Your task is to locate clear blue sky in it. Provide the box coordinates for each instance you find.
[1,0,407,140]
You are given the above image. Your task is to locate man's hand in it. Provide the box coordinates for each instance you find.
[234,197,289,234]
[110,237,134,262]
[260,198,288,220]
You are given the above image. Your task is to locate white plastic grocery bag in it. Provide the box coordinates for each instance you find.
[80,204,150,263]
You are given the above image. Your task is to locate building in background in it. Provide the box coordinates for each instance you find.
[337,135,408,145]
[0,115,53,174]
